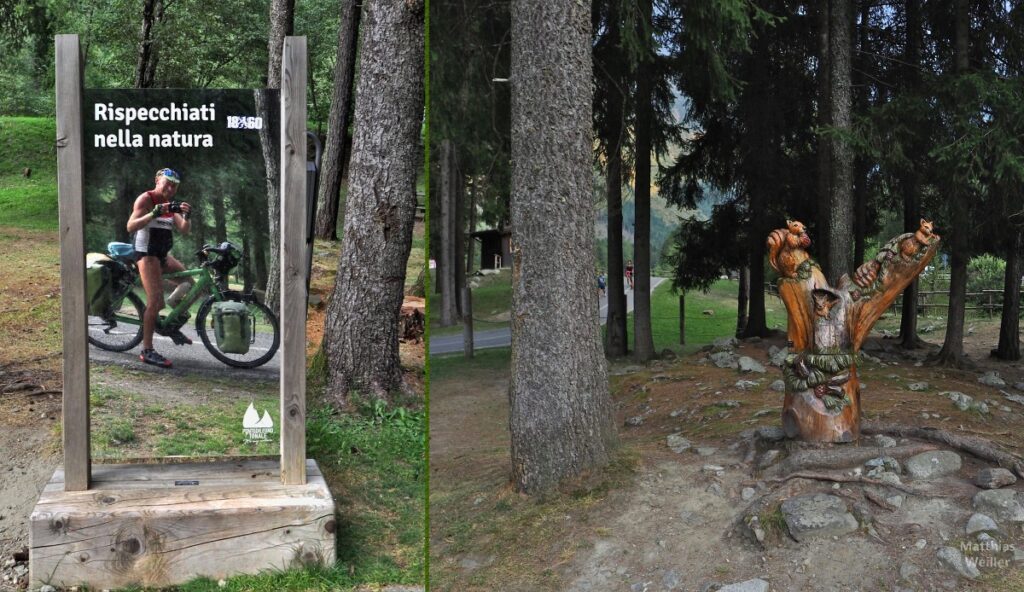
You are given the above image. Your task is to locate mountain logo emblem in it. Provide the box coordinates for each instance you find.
[242,402,274,442]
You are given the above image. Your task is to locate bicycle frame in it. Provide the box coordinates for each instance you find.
[109,265,226,329]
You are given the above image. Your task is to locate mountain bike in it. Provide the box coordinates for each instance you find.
[87,241,280,369]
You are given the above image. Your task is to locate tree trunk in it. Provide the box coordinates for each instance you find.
[322,0,423,401]
[898,0,923,349]
[822,0,854,285]
[993,231,1022,360]
[134,0,160,88]
[736,265,750,337]
[314,0,362,240]
[816,0,831,270]
[851,0,870,269]
[632,0,655,362]
[262,0,294,314]
[214,196,227,244]
[455,158,466,316]
[933,0,970,368]
[509,0,616,494]
[438,139,458,326]
[605,139,627,357]
[466,179,476,274]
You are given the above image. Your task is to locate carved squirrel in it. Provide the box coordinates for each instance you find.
[767,220,812,279]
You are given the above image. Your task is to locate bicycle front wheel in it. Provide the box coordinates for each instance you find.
[195,295,280,368]
[87,291,144,352]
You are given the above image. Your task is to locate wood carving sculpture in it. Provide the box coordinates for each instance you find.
[769,219,941,442]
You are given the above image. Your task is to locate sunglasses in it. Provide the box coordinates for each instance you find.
[158,168,181,183]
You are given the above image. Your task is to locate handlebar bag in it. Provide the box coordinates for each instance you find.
[212,301,252,354]
[86,257,113,316]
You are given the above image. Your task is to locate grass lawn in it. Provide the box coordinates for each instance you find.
[0,117,58,231]
[429,268,513,336]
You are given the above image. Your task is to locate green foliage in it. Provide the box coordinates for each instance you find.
[0,117,58,230]
[968,254,1006,294]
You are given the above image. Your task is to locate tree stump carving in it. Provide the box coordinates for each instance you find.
[769,219,940,442]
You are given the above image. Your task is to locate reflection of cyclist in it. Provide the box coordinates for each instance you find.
[597,272,606,296]
[126,168,192,368]
[625,259,634,290]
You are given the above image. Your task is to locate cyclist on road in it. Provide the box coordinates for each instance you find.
[625,259,635,290]
[126,168,192,368]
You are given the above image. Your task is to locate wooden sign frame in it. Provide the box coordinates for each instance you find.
[30,34,334,589]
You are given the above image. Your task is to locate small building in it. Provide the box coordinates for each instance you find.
[471,228,512,270]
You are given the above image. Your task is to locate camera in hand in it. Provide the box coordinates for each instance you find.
[167,201,191,219]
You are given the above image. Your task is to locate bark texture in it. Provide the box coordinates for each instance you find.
[322,0,424,400]
[632,0,655,362]
[898,0,924,349]
[262,0,295,313]
[314,0,362,240]
[437,140,459,326]
[602,5,627,357]
[134,0,162,88]
[993,231,1022,360]
[821,0,854,285]
[509,0,616,494]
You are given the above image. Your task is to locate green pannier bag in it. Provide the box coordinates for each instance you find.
[85,260,113,316]
[213,301,251,354]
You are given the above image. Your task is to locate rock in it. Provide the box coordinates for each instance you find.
[780,493,859,542]
[874,434,898,448]
[936,546,980,579]
[753,409,775,417]
[721,400,742,408]
[738,356,766,373]
[1,559,12,568]
[667,434,692,454]
[865,456,901,473]
[905,450,962,479]
[717,579,769,592]
[661,349,678,361]
[908,382,929,391]
[972,489,1024,523]
[662,569,681,590]
[915,538,928,549]
[1004,392,1024,406]
[710,351,739,369]
[735,379,760,390]
[706,482,724,496]
[757,449,782,470]
[702,464,726,474]
[625,416,644,427]
[742,487,757,501]
[876,471,904,486]
[966,513,999,535]
[941,391,974,411]
[40,586,56,592]
[769,346,789,367]
[979,371,1006,387]
[1015,382,1024,391]
[899,562,920,581]
[769,379,785,392]
[696,447,718,456]
[702,309,715,316]
[12,565,26,576]
[712,336,739,352]
[975,468,1017,489]
[887,495,904,509]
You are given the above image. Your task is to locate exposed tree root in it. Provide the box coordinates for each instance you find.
[766,470,937,497]
[862,421,1024,478]
[863,488,898,511]
[762,442,939,478]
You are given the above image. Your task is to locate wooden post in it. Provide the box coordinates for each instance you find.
[463,286,474,358]
[279,36,308,486]
[679,292,685,345]
[56,34,90,491]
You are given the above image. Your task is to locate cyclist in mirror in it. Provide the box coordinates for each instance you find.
[126,168,192,368]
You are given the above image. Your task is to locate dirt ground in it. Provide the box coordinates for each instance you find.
[429,320,1024,591]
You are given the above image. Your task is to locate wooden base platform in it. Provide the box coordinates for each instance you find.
[30,459,336,589]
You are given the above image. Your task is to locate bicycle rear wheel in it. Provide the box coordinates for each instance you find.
[87,291,144,352]
[196,294,280,368]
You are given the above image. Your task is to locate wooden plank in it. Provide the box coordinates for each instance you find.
[30,460,336,589]
[279,36,308,485]
[55,34,90,491]
[47,459,322,488]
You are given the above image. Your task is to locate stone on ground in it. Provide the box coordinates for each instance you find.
[737,356,766,373]
[972,489,1024,523]
[780,493,859,542]
[908,382,929,391]
[667,434,692,454]
[696,447,718,456]
[769,379,785,392]
[936,546,981,579]
[741,487,756,501]
[978,371,1006,387]
[965,513,998,535]
[874,434,898,448]
[710,351,739,369]
[975,467,1017,489]
[735,379,760,390]
[712,336,739,352]
[905,450,962,479]
[718,579,770,592]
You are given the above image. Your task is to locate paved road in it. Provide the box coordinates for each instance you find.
[88,323,280,382]
[430,277,666,356]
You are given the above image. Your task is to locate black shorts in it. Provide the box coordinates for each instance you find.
[135,250,168,267]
